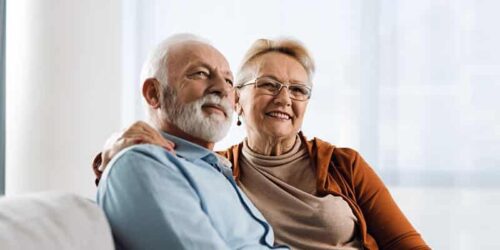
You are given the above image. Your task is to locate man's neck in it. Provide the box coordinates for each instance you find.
[160,123,215,150]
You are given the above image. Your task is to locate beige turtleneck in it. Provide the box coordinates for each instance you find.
[238,136,362,250]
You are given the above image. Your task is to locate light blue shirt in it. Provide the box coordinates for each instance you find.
[97,132,288,250]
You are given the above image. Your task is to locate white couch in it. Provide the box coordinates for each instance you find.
[0,191,114,250]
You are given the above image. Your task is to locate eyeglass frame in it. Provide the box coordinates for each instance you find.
[235,77,313,101]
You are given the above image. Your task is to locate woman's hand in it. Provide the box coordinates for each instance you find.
[99,121,175,171]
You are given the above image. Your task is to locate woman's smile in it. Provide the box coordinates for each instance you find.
[265,111,292,121]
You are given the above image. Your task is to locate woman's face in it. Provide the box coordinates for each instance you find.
[237,52,311,140]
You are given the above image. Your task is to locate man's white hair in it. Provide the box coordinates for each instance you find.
[139,34,232,143]
[140,33,210,122]
[140,33,210,87]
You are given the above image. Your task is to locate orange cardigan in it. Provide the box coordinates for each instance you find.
[220,134,430,250]
[93,134,430,249]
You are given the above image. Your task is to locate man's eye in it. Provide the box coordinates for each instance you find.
[191,71,209,78]
[225,79,233,86]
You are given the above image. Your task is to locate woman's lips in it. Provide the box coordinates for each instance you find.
[265,111,291,120]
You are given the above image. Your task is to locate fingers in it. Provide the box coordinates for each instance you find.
[123,122,176,149]
[103,132,123,151]
[137,122,176,148]
[99,121,177,171]
[122,122,167,143]
[99,136,150,171]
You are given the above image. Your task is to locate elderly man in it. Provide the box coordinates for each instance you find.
[96,34,287,250]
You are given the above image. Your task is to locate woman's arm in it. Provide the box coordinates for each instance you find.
[92,121,175,185]
[350,151,431,249]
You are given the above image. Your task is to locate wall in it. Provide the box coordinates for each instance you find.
[6,0,122,198]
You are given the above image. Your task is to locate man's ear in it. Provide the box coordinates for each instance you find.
[143,78,161,109]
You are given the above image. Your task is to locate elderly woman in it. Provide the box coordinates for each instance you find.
[93,38,430,250]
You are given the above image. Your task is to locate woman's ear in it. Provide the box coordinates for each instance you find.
[234,89,243,115]
[143,78,161,109]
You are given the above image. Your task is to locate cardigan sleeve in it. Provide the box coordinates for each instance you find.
[348,150,431,250]
[92,152,103,186]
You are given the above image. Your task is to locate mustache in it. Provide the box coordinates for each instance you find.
[199,94,233,116]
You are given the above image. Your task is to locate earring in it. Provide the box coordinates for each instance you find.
[236,115,242,126]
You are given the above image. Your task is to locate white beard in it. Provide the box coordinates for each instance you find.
[163,89,233,143]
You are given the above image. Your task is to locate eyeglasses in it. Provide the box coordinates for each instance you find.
[236,77,312,101]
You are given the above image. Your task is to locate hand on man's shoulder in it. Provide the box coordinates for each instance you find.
[98,144,181,189]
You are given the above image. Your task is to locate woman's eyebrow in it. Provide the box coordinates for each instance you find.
[258,75,306,84]
[257,75,280,81]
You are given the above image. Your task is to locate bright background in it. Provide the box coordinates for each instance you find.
[5,0,500,249]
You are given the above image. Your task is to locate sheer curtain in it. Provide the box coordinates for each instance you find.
[121,0,500,188]
[0,0,5,195]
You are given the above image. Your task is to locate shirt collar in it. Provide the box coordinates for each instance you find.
[160,131,231,169]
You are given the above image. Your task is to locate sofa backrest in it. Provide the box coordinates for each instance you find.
[0,191,114,250]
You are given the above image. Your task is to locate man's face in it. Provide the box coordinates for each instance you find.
[162,42,235,143]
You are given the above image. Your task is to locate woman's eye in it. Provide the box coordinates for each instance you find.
[258,82,278,90]
[290,86,308,94]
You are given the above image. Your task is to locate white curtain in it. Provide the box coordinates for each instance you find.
[121,0,500,187]
[6,0,123,197]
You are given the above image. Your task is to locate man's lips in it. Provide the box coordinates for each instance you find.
[265,111,292,120]
[202,104,226,117]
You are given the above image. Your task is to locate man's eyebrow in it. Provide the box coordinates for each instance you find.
[187,61,210,70]
[222,70,233,79]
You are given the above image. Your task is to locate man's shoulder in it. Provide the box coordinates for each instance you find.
[103,144,183,178]
[116,144,178,162]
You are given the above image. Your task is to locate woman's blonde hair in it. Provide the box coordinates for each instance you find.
[235,38,315,86]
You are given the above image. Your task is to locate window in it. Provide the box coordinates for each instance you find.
[121,0,500,188]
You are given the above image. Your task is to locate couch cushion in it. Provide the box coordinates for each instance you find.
[0,191,114,250]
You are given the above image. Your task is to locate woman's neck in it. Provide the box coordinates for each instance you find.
[246,133,297,156]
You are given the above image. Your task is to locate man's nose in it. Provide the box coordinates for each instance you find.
[208,73,232,97]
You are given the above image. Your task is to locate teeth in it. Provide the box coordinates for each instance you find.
[267,112,291,120]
